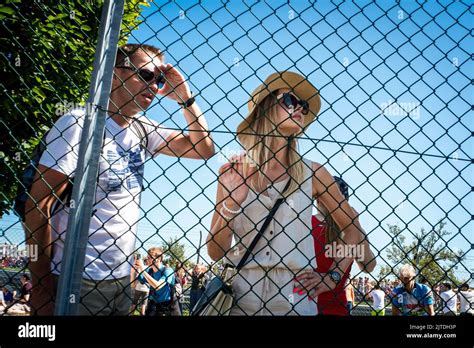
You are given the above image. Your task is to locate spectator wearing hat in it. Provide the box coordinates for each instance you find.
[207,71,369,315]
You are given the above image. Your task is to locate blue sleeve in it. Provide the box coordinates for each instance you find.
[391,288,402,306]
[421,285,434,306]
[136,270,148,284]
[161,268,175,285]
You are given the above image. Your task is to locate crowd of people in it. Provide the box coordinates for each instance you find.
[0,274,33,315]
[0,256,28,269]
[341,265,474,316]
[1,251,472,317]
[129,247,211,316]
[126,253,474,317]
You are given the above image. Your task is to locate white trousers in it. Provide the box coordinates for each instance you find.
[230,267,317,316]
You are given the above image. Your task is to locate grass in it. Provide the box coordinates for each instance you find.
[0,267,28,272]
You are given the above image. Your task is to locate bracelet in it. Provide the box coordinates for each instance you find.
[219,206,233,221]
[222,200,242,214]
[178,93,195,108]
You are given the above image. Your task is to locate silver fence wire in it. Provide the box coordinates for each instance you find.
[0,0,472,317]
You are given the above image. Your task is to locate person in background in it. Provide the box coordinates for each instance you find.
[0,289,6,309]
[367,282,386,316]
[134,247,175,316]
[190,264,208,311]
[173,264,188,315]
[357,276,364,301]
[457,283,473,316]
[439,283,457,315]
[345,279,355,314]
[364,277,369,297]
[312,176,376,315]
[169,264,187,316]
[18,274,32,307]
[130,254,150,316]
[392,264,434,316]
[433,283,443,311]
[9,274,32,314]
[1,287,14,305]
[419,276,429,287]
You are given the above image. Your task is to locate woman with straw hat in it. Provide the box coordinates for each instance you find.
[207,71,367,315]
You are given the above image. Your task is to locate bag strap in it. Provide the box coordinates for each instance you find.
[131,118,149,150]
[235,179,291,271]
[50,130,108,216]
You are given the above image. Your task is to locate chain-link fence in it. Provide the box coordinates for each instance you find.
[0,0,472,317]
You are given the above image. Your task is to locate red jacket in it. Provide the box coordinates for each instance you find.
[312,215,352,316]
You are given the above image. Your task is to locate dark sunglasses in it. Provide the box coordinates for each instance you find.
[277,93,309,115]
[116,66,165,88]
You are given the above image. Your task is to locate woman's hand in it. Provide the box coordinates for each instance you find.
[158,63,192,102]
[294,270,337,299]
[218,159,251,209]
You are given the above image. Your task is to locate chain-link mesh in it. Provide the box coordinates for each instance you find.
[0,0,472,317]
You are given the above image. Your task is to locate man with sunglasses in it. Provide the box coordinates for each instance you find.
[24,43,215,315]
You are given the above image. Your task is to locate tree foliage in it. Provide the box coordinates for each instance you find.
[161,237,194,270]
[0,0,149,217]
[378,221,466,287]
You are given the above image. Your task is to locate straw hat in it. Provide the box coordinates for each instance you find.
[236,71,321,144]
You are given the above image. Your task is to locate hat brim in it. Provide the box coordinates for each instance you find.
[237,71,321,145]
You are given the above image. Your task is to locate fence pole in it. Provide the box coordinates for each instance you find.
[197,230,202,264]
[54,0,125,315]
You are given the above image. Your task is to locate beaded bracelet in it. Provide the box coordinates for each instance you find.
[219,206,233,220]
[222,200,242,215]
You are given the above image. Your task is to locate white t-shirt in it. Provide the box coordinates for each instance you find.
[40,109,173,280]
[0,291,4,303]
[369,289,385,310]
[459,290,474,314]
[440,289,457,313]
[135,282,150,293]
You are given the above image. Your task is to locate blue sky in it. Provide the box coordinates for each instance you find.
[1,0,472,280]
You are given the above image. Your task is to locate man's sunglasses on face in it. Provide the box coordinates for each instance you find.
[116,66,165,88]
[277,92,309,115]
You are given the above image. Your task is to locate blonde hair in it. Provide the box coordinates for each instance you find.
[318,204,341,244]
[241,94,304,197]
[399,264,416,278]
[147,247,163,261]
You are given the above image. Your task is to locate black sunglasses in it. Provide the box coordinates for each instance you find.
[116,66,165,88]
[277,93,309,115]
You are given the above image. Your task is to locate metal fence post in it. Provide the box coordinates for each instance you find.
[54,0,125,315]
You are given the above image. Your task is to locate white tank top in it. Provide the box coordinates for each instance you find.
[226,158,316,272]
